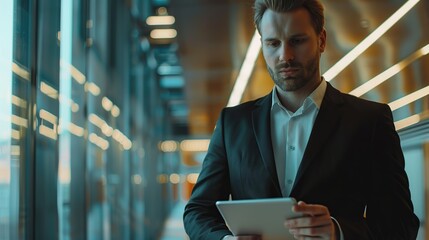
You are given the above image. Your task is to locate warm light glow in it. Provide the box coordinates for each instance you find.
[101,124,113,137]
[111,105,120,117]
[170,173,180,184]
[350,43,429,97]
[323,0,420,81]
[122,139,133,150]
[394,114,420,131]
[227,31,261,107]
[160,140,178,152]
[67,122,85,137]
[89,114,113,137]
[102,97,113,111]
[146,15,175,25]
[39,110,58,141]
[12,95,27,108]
[71,103,79,112]
[186,173,199,184]
[180,139,210,152]
[389,85,429,111]
[12,62,30,80]
[89,114,105,129]
[89,133,109,150]
[112,129,132,150]
[40,109,58,124]
[39,125,58,140]
[11,129,20,140]
[84,82,100,96]
[11,114,28,127]
[70,64,86,84]
[150,29,177,39]
[40,81,59,99]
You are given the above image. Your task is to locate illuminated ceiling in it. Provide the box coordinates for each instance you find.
[166,0,429,137]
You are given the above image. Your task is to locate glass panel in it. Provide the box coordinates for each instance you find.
[34,0,60,238]
[58,0,74,239]
[0,1,15,239]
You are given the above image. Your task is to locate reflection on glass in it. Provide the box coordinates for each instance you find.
[0,1,14,239]
[59,0,73,239]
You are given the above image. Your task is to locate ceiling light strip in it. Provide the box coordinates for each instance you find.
[146,16,175,26]
[389,85,429,111]
[349,43,429,97]
[323,0,420,82]
[394,114,420,131]
[227,31,261,107]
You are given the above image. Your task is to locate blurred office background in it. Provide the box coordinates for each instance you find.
[0,0,429,239]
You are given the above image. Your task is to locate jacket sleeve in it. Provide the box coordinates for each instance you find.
[362,104,419,239]
[183,109,233,240]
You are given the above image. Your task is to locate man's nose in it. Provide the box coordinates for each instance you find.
[279,44,294,62]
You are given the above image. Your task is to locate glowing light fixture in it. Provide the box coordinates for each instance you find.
[350,44,429,97]
[40,81,59,99]
[12,62,30,81]
[150,29,177,39]
[102,97,113,111]
[180,139,210,152]
[389,85,429,111]
[12,95,27,108]
[323,0,420,81]
[169,174,180,184]
[89,133,109,150]
[227,31,261,107]
[186,173,199,184]
[394,114,420,131]
[84,82,100,96]
[11,114,28,127]
[146,16,175,26]
[111,105,120,117]
[160,140,178,152]
[69,63,86,84]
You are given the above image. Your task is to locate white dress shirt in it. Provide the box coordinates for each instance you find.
[270,80,326,197]
[270,79,344,239]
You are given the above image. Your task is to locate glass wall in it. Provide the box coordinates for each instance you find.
[0,0,179,239]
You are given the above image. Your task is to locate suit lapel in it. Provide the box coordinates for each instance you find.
[291,83,344,194]
[252,95,282,195]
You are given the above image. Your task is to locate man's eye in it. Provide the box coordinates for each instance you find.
[266,41,280,47]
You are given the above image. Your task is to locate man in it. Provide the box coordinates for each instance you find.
[183,0,419,239]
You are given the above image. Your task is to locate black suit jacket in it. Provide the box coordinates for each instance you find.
[183,83,419,240]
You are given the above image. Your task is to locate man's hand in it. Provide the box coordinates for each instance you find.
[285,201,336,240]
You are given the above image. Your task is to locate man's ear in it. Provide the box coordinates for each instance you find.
[319,28,327,53]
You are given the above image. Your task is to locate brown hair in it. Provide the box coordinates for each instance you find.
[254,0,325,34]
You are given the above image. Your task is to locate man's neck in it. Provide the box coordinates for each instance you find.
[276,77,322,113]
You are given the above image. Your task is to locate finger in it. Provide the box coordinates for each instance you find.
[285,215,332,228]
[292,203,330,216]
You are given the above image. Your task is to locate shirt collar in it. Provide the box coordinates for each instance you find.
[271,78,327,110]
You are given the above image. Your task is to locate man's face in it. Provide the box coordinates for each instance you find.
[260,8,326,92]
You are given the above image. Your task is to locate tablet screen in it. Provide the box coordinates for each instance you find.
[216,198,303,240]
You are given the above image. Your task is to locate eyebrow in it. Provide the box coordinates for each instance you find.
[263,33,308,41]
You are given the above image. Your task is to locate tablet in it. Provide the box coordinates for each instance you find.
[216,198,303,240]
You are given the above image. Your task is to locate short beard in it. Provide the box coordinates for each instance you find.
[267,56,319,92]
